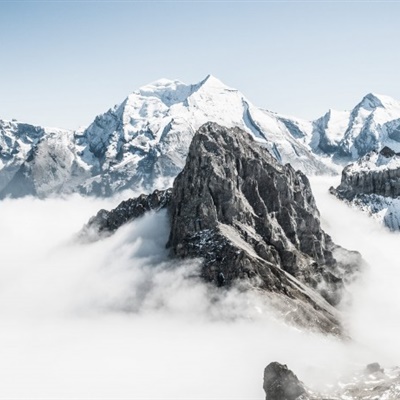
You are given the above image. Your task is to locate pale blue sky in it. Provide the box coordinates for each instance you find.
[1,0,400,129]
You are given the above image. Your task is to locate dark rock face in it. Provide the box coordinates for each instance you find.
[331,147,400,231]
[333,150,400,201]
[263,362,307,400]
[333,168,400,200]
[85,189,171,234]
[167,123,359,312]
[380,146,399,158]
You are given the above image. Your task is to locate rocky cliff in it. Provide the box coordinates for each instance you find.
[331,147,400,230]
[167,123,359,308]
[84,123,361,334]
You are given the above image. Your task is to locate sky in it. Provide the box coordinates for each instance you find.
[1,0,400,129]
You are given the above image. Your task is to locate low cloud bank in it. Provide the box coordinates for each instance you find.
[0,180,398,398]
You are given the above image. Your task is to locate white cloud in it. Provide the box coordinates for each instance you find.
[0,179,399,399]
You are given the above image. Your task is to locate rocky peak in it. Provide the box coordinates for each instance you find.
[358,93,386,111]
[82,122,361,334]
[167,122,360,333]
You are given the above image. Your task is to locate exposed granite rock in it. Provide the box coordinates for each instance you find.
[331,147,400,230]
[84,188,171,234]
[167,123,360,318]
[263,362,307,400]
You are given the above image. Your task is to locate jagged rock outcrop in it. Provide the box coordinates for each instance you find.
[263,362,307,400]
[83,123,361,334]
[167,123,359,313]
[331,147,400,230]
[333,147,400,200]
[84,189,171,235]
[263,362,400,400]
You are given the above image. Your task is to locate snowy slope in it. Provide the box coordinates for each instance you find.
[75,75,333,196]
[0,75,334,198]
[0,119,47,192]
[311,109,352,154]
[3,77,400,198]
[311,93,400,160]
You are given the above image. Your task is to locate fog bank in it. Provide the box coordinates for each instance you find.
[0,180,399,398]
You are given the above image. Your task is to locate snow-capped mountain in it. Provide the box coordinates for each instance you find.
[0,75,332,198]
[311,93,400,160]
[0,119,45,193]
[3,76,400,199]
[74,75,334,196]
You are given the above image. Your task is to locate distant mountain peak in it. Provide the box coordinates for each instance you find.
[197,74,230,89]
[119,75,235,112]
[358,92,397,111]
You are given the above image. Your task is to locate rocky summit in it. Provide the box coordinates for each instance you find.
[84,122,361,335]
[167,123,360,331]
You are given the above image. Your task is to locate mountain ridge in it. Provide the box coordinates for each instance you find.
[2,76,400,198]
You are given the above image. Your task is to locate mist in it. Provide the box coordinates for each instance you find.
[0,178,399,399]
[311,176,400,367]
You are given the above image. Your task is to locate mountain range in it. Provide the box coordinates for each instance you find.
[2,75,400,198]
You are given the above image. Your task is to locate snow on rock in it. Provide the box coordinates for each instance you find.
[313,93,400,161]
[4,77,400,199]
[312,109,352,154]
[331,147,400,231]
[0,75,333,198]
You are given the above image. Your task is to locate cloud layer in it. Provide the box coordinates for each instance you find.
[0,179,399,398]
